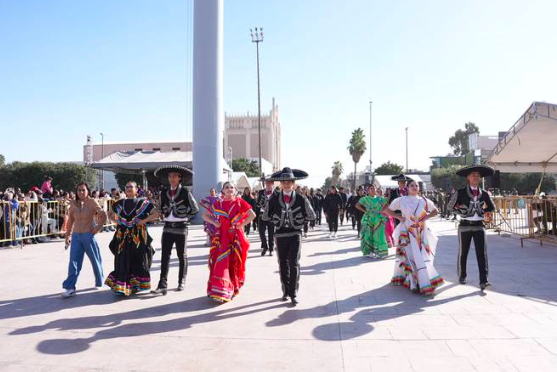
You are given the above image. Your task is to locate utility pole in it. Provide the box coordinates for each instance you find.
[405,127,409,172]
[369,101,373,184]
[251,27,264,178]
[100,132,105,190]
[192,0,224,221]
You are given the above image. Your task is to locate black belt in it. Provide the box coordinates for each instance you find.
[459,220,485,227]
[164,222,188,228]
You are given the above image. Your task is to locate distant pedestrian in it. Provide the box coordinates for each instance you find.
[256,179,276,256]
[324,186,343,238]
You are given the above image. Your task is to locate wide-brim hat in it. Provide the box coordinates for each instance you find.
[154,165,194,182]
[455,165,495,178]
[267,167,308,182]
[391,174,412,182]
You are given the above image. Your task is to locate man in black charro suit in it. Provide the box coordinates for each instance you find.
[448,165,495,291]
[152,165,199,295]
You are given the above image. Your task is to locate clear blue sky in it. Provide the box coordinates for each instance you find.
[2,0,557,186]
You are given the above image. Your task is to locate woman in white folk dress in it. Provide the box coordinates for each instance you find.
[384,179,444,295]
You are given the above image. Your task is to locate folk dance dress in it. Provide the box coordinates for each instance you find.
[200,195,220,237]
[385,216,395,247]
[207,198,252,302]
[390,195,444,294]
[105,198,155,296]
[359,195,389,257]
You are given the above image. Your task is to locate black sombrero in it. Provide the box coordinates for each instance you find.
[455,165,495,178]
[154,165,194,182]
[391,173,413,182]
[267,167,308,182]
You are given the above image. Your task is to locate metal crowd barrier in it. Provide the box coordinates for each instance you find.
[0,199,117,247]
[487,195,557,247]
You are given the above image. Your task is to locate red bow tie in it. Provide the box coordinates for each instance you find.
[283,195,291,203]
[472,189,479,197]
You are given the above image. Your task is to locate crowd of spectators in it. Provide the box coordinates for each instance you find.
[2,175,555,247]
[0,175,163,248]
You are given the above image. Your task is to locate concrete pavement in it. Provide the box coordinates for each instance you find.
[1,218,557,372]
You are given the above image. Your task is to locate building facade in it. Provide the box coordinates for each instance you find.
[224,98,282,173]
[84,139,192,163]
[84,99,282,176]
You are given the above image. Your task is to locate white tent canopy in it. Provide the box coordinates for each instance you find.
[374,174,426,189]
[91,151,232,174]
[231,172,251,190]
[486,102,557,173]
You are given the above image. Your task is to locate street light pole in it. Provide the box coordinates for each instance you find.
[251,27,264,178]
[100,132,104,190]
[405,127,409,172]
[369,101,373,183]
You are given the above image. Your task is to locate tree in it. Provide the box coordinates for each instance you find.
[431,165,467,191]
[0,161,89,192]
[500,172,556,194]
[374,161,404,175]
[331,161,343,186]
[115,171,144,190]
[231,158,261,177]
[347,128,367,190]
[0,154,5,167]
[321,176,334,191]
[448,122,479,155]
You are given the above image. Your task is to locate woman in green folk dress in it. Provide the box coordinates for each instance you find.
[355,184,389,258]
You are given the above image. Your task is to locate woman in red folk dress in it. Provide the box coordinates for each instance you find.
[202,181,256,302]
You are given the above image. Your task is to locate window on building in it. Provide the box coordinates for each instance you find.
[172,147,181,151]
[134,148,143,151]
[153,148,161,151]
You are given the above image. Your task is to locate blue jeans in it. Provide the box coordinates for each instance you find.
[13,224,22,246]
[62,232,104,290]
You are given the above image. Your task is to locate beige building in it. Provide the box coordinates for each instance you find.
[224,98,282,172]
[84,98,282,174]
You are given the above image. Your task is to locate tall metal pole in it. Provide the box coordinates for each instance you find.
[251,27,264,178]
[100,132,104,190]
[369,101,373,183]
[192,0,224,211]
[405,127,409,172]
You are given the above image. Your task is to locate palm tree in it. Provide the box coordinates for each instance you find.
[331,161,343,186]
[347,128,367,190]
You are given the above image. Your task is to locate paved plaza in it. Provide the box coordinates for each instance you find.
[1,219,557,372]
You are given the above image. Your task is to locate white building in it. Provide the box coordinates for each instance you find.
[224,98,282,173]
[468,132,501,164]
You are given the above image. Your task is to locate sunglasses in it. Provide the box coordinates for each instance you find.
[125,185,135,189]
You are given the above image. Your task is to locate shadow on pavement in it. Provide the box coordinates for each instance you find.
[267,282,473,341]
[301,256,374,276]
[0,289,119,321]
[10,297,285,355]
[309,246,361,257]
[434,233,557,303]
